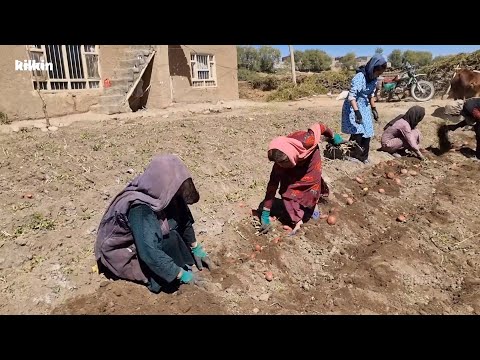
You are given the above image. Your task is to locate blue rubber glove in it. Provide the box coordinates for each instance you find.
[191,243,212,271]
[192,244,207,258]
[261,210,271,226]
[259,209,271,234]
[332,133,344,146]
[179,270,194,284]
[178,270,206,288]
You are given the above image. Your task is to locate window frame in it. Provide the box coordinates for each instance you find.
[26,45,102,92]
[190,53,217,88]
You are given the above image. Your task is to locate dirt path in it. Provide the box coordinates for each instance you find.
[1,97,479,314]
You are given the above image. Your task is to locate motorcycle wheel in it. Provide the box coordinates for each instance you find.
[411,80,435,102]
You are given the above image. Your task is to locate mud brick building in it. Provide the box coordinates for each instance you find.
[0,45,239,121]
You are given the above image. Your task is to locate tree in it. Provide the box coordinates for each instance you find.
[375,47,384,54]
[388,49,403,68]
[402,50,433,67]
[236,46,259,71]
[340,52,357,70]
[433,55,454,63]
[26,51,50,128]
[258,46,281,73]
[284,50,303,71]
[301,49,332,72]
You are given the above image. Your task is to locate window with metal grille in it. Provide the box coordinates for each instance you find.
[190,53,216,87]
[27,45,101,91]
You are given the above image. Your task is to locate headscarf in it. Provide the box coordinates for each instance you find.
[384,106,425,130]
[98,154,193,237]
[462,97,480,117]
[94,154,195,283]
[267,123,322,167]
[358,54,387,83]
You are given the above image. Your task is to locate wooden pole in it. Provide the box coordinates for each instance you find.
[289,45,296,86]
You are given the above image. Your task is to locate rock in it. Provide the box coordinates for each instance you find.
[15,238,28,246]
[248,117,254,121]
[86,227,97,235]
[259,293,270,302]
[100,281,110,288]
[113,289,122,297]
[48,126,59,132]
[214,282,223,291]
[302,282,310,291]
[202,282,219,293]
[27,254,33,260]
[40,127,48,132]
[467,259,475,267]
[66,235,72,238]
[253,308,260,314]
[11,126,20,132]
[126,168,135,174]
[333,298,345,307]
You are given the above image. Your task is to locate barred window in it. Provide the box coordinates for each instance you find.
[190,53,216,87]
[27,45,101,91]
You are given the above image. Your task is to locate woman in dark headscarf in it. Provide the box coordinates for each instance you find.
[380,105,426,159]
[443,97,480,160]
[95,154,212,294]
[341,54,388,164]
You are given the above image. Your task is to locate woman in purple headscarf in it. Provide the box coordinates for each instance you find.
[95,154,212,293]
[341,54,388,163]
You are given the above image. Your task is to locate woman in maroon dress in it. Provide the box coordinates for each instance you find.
[261,122,342,235]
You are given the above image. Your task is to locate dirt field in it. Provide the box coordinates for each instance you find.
[1,96,479,315]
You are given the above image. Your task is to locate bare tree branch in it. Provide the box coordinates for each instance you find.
[26,47,50,127]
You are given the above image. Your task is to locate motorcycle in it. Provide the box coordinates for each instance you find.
[376,62,435,102]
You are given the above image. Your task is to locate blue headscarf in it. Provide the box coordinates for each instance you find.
[358,54,387,83]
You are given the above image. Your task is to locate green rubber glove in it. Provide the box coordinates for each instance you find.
[179,270,194,284]
[332,133,344,146]
[192,244,207,258]
[261,210,270,226]
[191,243,213,271]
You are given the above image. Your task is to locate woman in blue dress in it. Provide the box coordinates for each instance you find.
[341,54,387,163]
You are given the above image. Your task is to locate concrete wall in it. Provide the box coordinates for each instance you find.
[98,45,126,82]
[0,45,126,121]
[169,45,238,103]
[147,45,173,109]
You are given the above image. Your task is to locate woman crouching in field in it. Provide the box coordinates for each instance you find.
[259,122,343,235]
[379,105,426,160]
[95,154,212,293]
